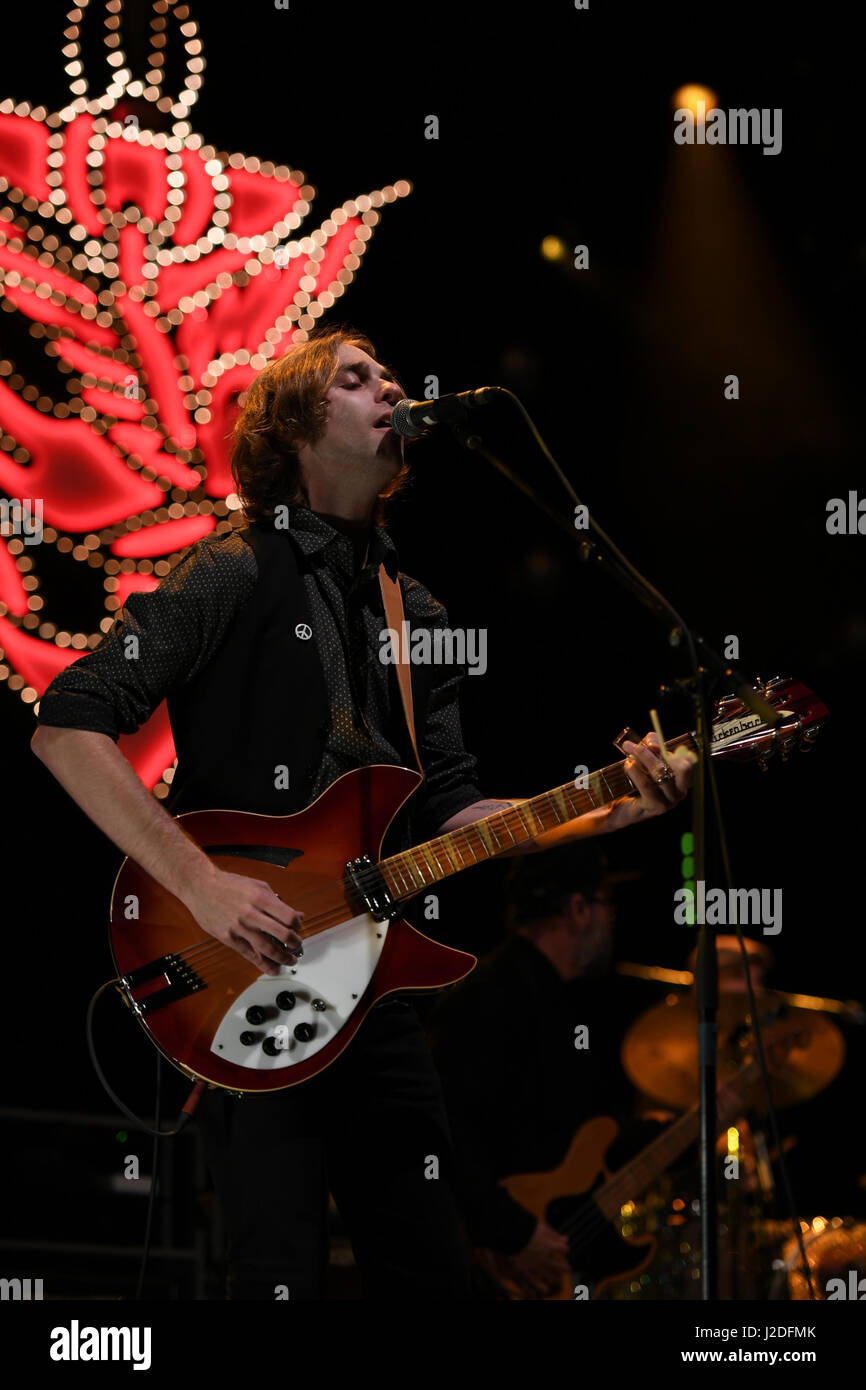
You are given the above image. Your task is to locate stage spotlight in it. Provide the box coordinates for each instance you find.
[671,84,719,119]
[540,235,569,262]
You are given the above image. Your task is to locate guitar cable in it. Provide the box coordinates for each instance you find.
[86,980,208,1299]
[134,1049,161,1302]
[86,978,206,1137]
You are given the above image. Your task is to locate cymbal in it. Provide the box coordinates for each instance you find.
[621,992,845,1111]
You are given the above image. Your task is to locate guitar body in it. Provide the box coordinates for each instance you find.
[109,764,476,1092]
[491,1117,657,1300]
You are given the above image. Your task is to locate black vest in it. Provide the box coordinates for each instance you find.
[164,521,435,830]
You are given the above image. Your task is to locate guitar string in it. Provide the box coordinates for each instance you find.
[125,739,692,1024]
[532,1088,748,1261]
[549,1038,799,1264]
[155,757,643,975]
[130,727,705,981]
[125,746,687,1026]
[124,753,671,998]
[158,719,767,975]
[532,1058,771,1260]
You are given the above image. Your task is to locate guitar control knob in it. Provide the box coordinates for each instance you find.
[294,1022,316,1043]
[262,1035,285,1057]
[239,1031,260,1046]
[276,991,296,1011]
[311,998,327,1012]
[245,1005,266,1025]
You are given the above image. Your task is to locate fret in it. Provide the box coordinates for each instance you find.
[377,747,694,907]
[514,806,536,834]
[401,853,426,890]
[476,818,498,855]
[465,824,484,862]
[458,830,479,865]
[428,841,447,877]
[452,828,476,865]
[596,1066,760,1220]
[461,831,479,865]
[598,1117,699,1216]
[415,845,438,882]
[498,813,518,845]
[439,834,461,871]
[388,859,414,897]
[561,786,582,820]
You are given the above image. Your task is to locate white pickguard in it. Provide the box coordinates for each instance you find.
[209,911,388,1070]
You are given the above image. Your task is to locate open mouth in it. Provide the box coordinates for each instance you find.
[373,412,393,433]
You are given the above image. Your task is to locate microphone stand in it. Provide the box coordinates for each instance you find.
[441,390,781,1300]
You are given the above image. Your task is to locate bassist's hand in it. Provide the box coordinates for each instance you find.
[502,1221,570,1299]
[179,866,305,976]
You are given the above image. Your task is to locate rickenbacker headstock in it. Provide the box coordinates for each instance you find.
[708,676,828,769]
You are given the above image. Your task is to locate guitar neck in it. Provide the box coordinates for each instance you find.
[379,732,698,903]
[593,1060,761,1222]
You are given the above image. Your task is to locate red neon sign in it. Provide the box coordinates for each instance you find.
[0,0,409,790]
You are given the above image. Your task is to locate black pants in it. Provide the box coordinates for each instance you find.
[196,998,474,1299]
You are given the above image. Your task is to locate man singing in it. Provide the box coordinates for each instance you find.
[31,324,694,1299]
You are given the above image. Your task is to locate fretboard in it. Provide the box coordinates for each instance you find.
[593,1059,760,1222]
[379,732,698,903]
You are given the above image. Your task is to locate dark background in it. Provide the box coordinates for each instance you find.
[2,2,863,1291]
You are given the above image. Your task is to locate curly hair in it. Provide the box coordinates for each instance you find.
[229,323,412,526]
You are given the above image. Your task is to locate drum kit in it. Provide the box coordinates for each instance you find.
[605,937,864,1300]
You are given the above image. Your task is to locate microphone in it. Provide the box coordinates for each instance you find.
[390,388,498,438]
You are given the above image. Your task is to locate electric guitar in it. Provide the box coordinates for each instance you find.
[109,676,826,1093]
[474,1020,806,1300]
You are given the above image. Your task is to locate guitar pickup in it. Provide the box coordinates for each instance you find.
[345,855,399,922]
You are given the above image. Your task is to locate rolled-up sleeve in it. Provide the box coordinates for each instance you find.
[36,532,257,740]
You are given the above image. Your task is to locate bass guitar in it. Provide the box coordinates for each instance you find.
[474,1018,806,1300]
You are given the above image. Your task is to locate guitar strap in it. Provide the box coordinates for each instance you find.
[378,563,424,776]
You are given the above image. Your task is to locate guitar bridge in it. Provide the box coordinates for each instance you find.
[345,855,399,922]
